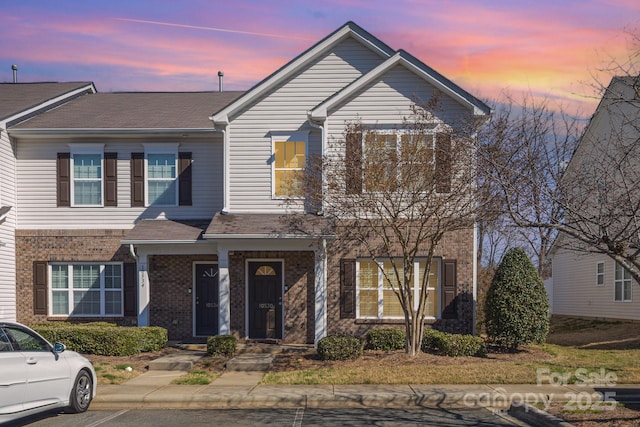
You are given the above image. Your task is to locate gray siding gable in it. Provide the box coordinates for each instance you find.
[211,21,395,125]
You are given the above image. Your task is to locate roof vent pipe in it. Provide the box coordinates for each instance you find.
[218,70,224,92]
[11,65,18,83]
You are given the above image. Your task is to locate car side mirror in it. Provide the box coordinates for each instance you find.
[53,342,66,353]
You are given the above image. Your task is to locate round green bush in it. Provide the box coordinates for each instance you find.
[484,247,550,350]
[421,329,486,357]
[317,335,363,360]
[366,328,406,351]
[207,335,237,357]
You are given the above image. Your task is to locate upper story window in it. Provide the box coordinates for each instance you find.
[272,132,307,198]
[72,152,102,206]
[347,128,451,194]
[131,144,192,208]
[147,153,177,206]
[57,145,117,207]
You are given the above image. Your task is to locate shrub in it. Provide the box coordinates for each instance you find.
[317,335,363,361]
[485,248,550,350]
[365,328,406,351]
[422,329,487,357]
[207,335,237,357]
[33,323,168,356]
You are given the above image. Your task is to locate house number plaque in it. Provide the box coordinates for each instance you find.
[258,303,275,309]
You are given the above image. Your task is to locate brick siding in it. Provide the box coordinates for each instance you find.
[15,229,135,325]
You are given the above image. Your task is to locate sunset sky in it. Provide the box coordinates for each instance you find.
[1,0,638,117]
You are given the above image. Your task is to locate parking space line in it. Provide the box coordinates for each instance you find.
[292,407,304,427]
[86,409,129,426]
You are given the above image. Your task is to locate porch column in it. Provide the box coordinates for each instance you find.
[137,251,150,327]
[314,238,328,344]
[218,246,231,335]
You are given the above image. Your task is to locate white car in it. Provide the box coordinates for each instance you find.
[0,322,97,423]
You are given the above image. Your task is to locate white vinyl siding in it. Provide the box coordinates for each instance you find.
[552,247,640,320]
[0,129,16,321]
[227,36,385,212]
[16,136,224,228]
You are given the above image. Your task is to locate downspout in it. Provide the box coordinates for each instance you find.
[220,126,229,214]
[209,117,230,214]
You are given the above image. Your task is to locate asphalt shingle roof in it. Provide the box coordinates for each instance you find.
[0,82,93,121]
[11,91,245,129]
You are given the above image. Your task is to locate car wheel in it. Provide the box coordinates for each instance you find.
[68,370,93,413]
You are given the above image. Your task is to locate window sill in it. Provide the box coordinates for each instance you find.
[355,317,438,324]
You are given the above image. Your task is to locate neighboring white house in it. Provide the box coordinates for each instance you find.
[552,76,640,321]
[0,82,96,321]
[5,22,490,342]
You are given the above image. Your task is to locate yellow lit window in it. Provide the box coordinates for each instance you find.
[274,141,306,197]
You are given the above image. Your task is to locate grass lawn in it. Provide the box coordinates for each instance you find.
[262,316,640,385]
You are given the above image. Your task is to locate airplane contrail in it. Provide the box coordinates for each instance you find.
[116,18,312,41]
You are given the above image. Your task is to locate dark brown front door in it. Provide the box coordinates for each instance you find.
[248,261,282,340]
[195,263,218,337]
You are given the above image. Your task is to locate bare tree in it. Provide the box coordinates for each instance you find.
[483,28,640,285]
[303,101,486,356]
[480,94,581,278]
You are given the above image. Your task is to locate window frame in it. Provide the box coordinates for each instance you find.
[596,261,605,286]
[614,261,632,302]
[70,145,104,207]
[361,128,438,193]
[271,132,308,199]
[144,144,179,207]
[355,258,441,319]
[48,262,124,317]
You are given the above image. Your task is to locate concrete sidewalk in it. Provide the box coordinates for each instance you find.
[89,349,640,426]
[91,366,640,410]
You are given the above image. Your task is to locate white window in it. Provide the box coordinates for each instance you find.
[362,130,437,192]
[71,146,104,206]
[614,262,632,302]
[357,258,440,319]
[596,261,605,286]
[271,132,308,198]
[50,263,123,316]
[145,144,178,206]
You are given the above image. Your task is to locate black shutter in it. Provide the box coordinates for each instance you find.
[178,152,192,206]
[441,260,457,319]
[435,132,452,193]
[131,153,144,207]
[123,263,137,317]
[33,262,48,315]
[345,132,362,194]
[104,152,118,206]
[57,153,70,207]
[340,259,356,318]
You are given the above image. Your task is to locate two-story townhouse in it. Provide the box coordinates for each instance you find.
[0,82,96,321]
[552,76,640,320]
[8,22,489,343]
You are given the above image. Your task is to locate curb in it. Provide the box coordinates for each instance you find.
[508,403,575,427]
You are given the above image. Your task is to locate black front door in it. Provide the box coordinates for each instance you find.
[248,261,283,340]
[195,263,218,337]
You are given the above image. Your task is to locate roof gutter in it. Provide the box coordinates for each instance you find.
[8,128,218,139]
